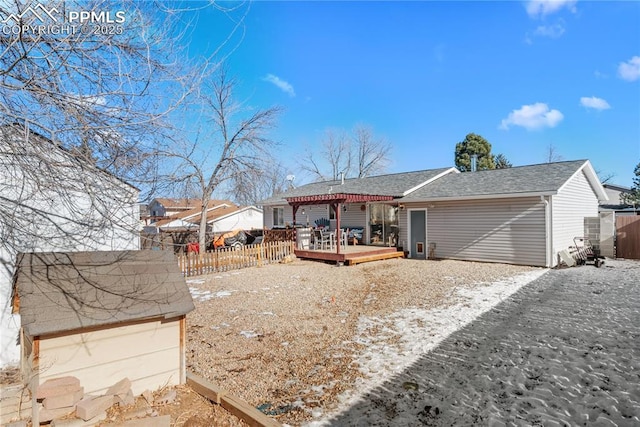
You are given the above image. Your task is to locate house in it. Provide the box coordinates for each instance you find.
[0,123,140,368]
[146,200,263,233]
[261,160,608,267]
[12,250,194,424]
[147,198,201,218]
[599,183,639,216]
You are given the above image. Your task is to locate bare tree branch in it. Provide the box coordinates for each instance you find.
[298,124,391,181]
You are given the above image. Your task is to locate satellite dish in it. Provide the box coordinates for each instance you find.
[286,174,295,182]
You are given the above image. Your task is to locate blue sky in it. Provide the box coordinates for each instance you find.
[188,0,639,187]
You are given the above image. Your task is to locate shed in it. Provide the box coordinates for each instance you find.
[12,250,194,408]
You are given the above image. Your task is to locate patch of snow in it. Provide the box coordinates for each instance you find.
[304,269,548,426]
[186,279,205,284]
[215,290,234,298]
[189,287,214,302]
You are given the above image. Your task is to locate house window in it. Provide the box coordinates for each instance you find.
[273,207,284,227]
[328,205,335,220]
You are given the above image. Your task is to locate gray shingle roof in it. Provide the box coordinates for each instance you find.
[260,168,454,205]
[14,250,195,336]
[399,160,589,201]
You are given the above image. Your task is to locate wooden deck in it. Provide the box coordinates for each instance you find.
[295,245,405,265]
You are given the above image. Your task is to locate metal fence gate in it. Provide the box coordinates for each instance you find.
[616,216,640,259]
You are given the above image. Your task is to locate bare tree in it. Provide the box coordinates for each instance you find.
[299,124,391,181]
[352,124,391,178]
[228,160,291,206]
[299,129,351,181]
[0,1,249,364]
[545,143,564,163]
[163,68,282,250]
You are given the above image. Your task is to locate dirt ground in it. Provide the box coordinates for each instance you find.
[185,258,537,426]
[1,258,537,426]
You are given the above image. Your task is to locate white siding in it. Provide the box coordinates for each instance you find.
[1,138,140,367]
[35,318,182,395]
[552,170,599,263]
[340,203,367,229]
[263,205,295,228]
[211,208,264,233]
[403,197,547,266]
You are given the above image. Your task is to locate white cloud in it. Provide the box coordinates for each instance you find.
[262,74,295,97]
[533,23,565,38]
[499,103,564,130]
[580,96,611,111]
[526,0,577,18]
[618,56,640,82]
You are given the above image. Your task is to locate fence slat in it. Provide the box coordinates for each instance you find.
[177,241,294,277]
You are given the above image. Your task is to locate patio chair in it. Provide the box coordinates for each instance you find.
[313,228,332,250]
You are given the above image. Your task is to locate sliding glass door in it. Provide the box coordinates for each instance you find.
[369,204,399,246]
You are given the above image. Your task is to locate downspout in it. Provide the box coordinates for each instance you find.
[543,195,553,267]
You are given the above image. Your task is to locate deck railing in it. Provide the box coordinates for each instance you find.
[177,240,296,277]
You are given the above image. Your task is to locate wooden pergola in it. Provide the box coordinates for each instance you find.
[286,193,395,255]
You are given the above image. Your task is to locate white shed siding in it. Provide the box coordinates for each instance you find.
[551,170,599,261]
[36,318,182,395]
[403,197,547,266]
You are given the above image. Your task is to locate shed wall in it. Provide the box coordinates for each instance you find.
[34,318,182,395]
[552,170,599,262]
[402,197,547,266]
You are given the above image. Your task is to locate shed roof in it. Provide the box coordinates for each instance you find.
[13,250,194,336]
[260,167,456,205]
[399,160,607,202]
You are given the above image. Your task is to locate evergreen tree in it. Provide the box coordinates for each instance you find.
[454,133,496,171]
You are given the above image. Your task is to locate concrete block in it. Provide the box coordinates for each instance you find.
[75,395,114,421]
[118,414,171,427]
[43,387,84,409]
[40,406,76,422]
[115,389,135,407]
[141,390,153,405]
[105,378,131,397]
[37,376,81,399]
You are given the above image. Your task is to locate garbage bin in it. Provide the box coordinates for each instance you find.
[296,227,311,250]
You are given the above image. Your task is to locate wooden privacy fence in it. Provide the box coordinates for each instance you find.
[616,215,640,260]
[178,241,296,277]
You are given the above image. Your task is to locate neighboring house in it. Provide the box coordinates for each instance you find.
[0,123,140,368]
[146,200,263,233]
[261,160,608,267]
[147,198,201,218]
[599,183,639,216]
[12,250,194,425]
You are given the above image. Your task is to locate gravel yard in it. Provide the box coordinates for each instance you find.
[186,258,540,426]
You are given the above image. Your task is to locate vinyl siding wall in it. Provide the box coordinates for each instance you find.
[551,170,599,263]
[211,208,264,233]
[402,197,547,266]
[33,318,182,396]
